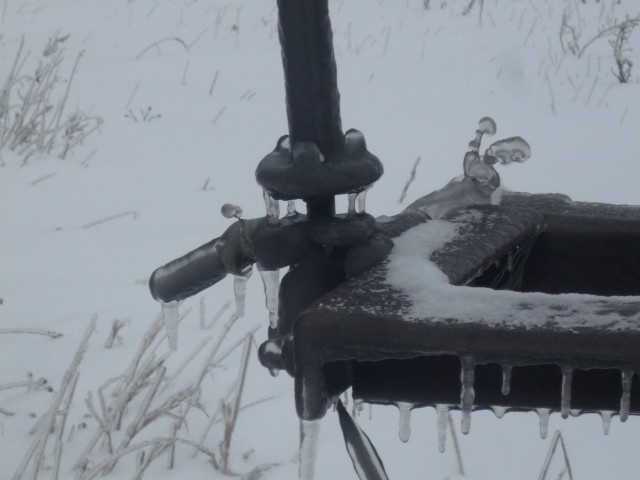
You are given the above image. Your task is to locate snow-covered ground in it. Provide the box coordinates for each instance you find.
[1,0,639,478]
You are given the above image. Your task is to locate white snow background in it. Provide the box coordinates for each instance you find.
[1,0,640,479]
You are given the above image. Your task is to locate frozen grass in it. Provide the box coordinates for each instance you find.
[0,34,102,163]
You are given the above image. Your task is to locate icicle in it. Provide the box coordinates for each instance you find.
[600,411,614,435]
[368,403,373,421]
[620,370,633,423]
[356,187,369,213]
[347,192,357,216]
[436,404,449,453]
[233,268,252,318]
[263,190,280,222]
[299,419,321,480]
[501,364,513,396]
[569,409,581,418]
[161,301,179,351]
[460,356,475,434]
[491,406,507,419]
[287,200,297,216]
[269,368,279,377]
[397,402,413,443]
[560,366,573,419]
[537,408,551,439]
[258,268,280,329]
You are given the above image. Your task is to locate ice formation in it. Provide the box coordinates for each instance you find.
[501,364,513,396]
[397,402,413,443]
[620,370,633,422]
[435,404,449,453]
[258,268,280,329]
[491,406,508,419]
[263,189,280,222]
[537,408,551,439]
[600,411,614,435]
[460,356,475,434]
[357,187,369,213]
[560,367,573,419]
[299,419,321,480]
[405,117,530,219]
[161,300,179,351]
[348,192,357,216]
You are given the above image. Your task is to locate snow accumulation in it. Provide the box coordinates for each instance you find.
[386,215,640,331]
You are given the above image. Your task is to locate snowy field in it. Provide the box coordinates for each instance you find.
[1,0,640,478]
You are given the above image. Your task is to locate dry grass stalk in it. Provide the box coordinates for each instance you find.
[51,371,80,480]
[12,316,96,480]
[81,211,138,229]
[538,430,574,480]
[73,302,254,478]
[104,319,129,349]
[220,335,253,473]
[0,327,62,338]
[398,156,421,203]
[0,35,102,163]
[135,37,189,60]
[447,412,465,476]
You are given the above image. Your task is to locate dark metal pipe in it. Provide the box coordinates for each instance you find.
[277,0,343,156]
[149,239,228,303]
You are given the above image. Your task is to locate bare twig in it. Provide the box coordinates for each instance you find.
[398,156,421,203]
[211,106,226,126]
[209,69,220,96]
[125,79,141,109]
[30,172,57,185]
[135,37,189,60]
[80,210,138,229]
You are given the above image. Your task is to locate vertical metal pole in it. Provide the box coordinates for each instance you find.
[277,0,343,217]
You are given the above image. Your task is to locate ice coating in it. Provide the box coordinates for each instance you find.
[259,269,280,329]
[620,370,633,422]
[600,411,614,435]
[287,200,297,216]
[299,419,321,480]
[537,408,551,439]
[435,404,449,453]
[161,300,179,351]
[397,402,413,443]
[561,366,573,419]
[501,364,513,396]
[460,356,475,434]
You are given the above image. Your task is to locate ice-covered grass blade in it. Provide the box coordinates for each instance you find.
[336,400,388,480]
